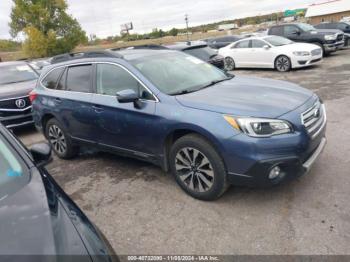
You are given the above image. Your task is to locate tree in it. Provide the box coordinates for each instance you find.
[9,0,87,58]
[169,28,179,36]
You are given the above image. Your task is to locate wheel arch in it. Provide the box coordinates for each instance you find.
[161,125,226,172]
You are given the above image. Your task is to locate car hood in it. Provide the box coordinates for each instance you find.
[175,76,314,118]
[278,42,321,51]
[0,79,37,100]
[309,29,343,35]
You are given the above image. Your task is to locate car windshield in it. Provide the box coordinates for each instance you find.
[0,64,38,85]
[264,36,294,46]
[131,52,230,95]
[184,46,217,61]
[298,23,316,32]
[0,134,29,201]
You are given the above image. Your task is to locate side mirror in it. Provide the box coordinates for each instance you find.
[30,143,52,167]
[116,89,139,103]
[263,45,270,50]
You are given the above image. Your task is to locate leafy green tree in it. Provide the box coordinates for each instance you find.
[169,28,179,36]
[9,0,87,57]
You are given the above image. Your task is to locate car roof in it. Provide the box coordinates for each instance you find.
[0,61,29,67]
[166,41,208,51]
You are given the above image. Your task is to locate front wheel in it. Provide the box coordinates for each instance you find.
[224,57,235,71]
[275,55,291,72]
[169,134,228,201]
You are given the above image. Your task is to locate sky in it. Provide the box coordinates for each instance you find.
[0,0,318,39]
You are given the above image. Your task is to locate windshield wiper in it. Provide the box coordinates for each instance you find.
[169,89,196,96]
[197,76,234,90]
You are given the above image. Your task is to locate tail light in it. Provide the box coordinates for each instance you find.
[29,90,38,103]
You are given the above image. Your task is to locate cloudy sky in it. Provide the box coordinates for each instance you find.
[0,0,317,39]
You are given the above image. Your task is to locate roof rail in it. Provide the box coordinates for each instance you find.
[51,50,123,64]
[109,44,168,51]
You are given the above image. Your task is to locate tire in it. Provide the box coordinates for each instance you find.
[45,118,79,159]
[224,57,235,71]
[169,134,228,201]
[314,42,326,57]
[275,55,291,72]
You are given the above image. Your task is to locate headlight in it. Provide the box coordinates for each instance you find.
[224,116,293,137]
[293,51,310,56]
[324,34,336,41]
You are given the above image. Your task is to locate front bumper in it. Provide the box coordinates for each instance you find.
[227,137,326,187]
[293,54,322,68]
[324,40,345,52]
[0,111,34,129]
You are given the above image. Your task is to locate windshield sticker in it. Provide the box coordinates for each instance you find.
[6,169,22,177]
[186,56,204,64]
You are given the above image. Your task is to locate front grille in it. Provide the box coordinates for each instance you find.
[301,101,326,139]
[0,96,31,110]
[311,48,322,56]
[337,34,344,42]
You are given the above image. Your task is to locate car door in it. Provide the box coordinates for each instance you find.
[54,64,96,143]
[249,39,275,68]
[284,25,302,42]
[230,39,252,67]
[91,62,158,156]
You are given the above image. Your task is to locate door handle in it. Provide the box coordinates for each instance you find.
[54,98,62,103]
[92,105,104,113]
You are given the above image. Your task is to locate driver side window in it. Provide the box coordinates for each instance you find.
[233,40,250,49]
[96,63,154,100]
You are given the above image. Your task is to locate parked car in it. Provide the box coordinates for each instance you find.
[28,58,51,74]
[0,61,39,128]
[166,41,225,69]
[315,22,350,46]
[205,35,241,49]
[0,123,116,259]
[268,23,344,56]
[32,50,326,201]
[219,36,323,72]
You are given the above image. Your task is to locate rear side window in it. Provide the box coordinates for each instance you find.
[251,40,266,48]
[66,65,93,93]
[234,40,250,48]
[42,67,65,89]
[269,26,283,36]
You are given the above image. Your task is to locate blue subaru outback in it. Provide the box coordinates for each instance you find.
[31,50,327,200]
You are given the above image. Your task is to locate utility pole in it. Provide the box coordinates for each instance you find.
[185,14,190,43]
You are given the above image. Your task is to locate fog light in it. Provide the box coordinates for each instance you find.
[269,166,281,180]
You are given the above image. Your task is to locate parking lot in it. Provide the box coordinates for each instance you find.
[17,48,350,255]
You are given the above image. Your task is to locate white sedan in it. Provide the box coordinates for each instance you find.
[219,36,323,72]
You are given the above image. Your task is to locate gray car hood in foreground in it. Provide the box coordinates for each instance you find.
[0,79,37,100]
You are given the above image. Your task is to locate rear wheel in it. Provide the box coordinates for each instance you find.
[45,118,78,159]
[224,57,235,71]
[169,134,228,201]
[275,55,291,72]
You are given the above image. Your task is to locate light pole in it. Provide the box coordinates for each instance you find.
[185,14,190,43]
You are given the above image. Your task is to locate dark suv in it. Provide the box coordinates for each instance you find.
[268,23,344,55]
[32,50,326,201]
[204,35,241,49]
[0,61,39,128]
[315,22,350,46]
[166,41,225,69]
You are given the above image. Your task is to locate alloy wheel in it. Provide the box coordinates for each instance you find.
[276,56,290,72]
[224,57,235,71]
[48,125,67,155]
[175,147,214,192]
